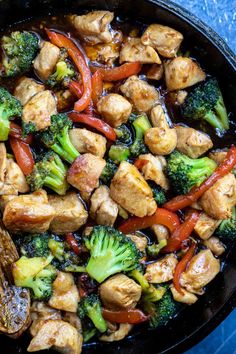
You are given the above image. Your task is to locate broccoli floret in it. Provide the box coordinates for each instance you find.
[148,181,167,205]
[129,114,151,157]
[167,150,217,195]
[20,233,50,258]
[26,151,69,195]
[114,124,132,145]
[46,61,76,88]
[216,207,236,240]
[12,255,56,300]
[181,78,229,134]
[22,121,36,137]
[78,294,107,333]
[39,114,79,163]
[108,144,130,163]
[1,31,39,77]
[147,240,167,258]
[100,159,117,185]
[0,87,22,141]
[84,226,141,283]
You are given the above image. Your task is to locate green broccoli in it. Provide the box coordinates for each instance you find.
[129,114,151,157]
[22,121,36,137]
[181,78,229,133]
[46,61,76,88]
[0,87,22,141]
[20,233,51,258]
[1,31,39,77]
[216,207,236,240]
[167,150,217,195]
[26,151,69,195]
[114,124,132,145]
[39,113,79,163]
[82,320,98,342]
[84,226,141,283]
[147,240,168,258]
[12,255,57,300]
[78,294,107,333]
[108,144,130,163]
[100,159,118,185]
[148,181,167,205]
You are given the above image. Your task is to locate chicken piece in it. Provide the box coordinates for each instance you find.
[141,24,183,58]
[199,173,236,220]
[170,285,198,304]
[62,313,82,334]
[150,105,169,129]
[203,237,225,256]
[147,64,164,81]
[138,153,169,190]
[144,127,177,155]
[30,302,61,337]
[70,11,114,44]
[209,150,236,175]
[3,190,55,233]
[84,42,121,66]
[67,153,106,201]
[164,57,206,91]
[176,126,213,158]
[194,212,221,240]
[5,159,29,193]
[27,320,82,354]
[126,234,147,252]
[0,195,15,212]
[120,75,159,113]
[0,143,6,182]
[180,250,220,294]
[48,272,79,313]
[100,274,141,310]
[151,224,169,242]
[90,185,118,226]
[69,128,106,157]
[175,90,188,105]
[48,192,88,234]
[144,254,178,283]
[120,38,161,64]
[100,323,132,342]
[110,161,157,217]
[33,41,60,81]
[56,90,75,112]
[14,77,45,106]
[22,90,57,131]
[97,93,132,128]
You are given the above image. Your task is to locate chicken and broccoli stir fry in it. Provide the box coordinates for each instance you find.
[0,10,235,354]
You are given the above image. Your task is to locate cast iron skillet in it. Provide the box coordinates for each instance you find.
[0,1,236,353]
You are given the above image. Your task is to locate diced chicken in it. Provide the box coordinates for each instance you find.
[203,236,225,256]
[70,11,114,44]
[67,153,106,201]
[90,185,118,226]
[170,285,198,304]
[144,254,178,283]
[209,150,236,175]
[14,77,45,106]
[0,195,16,212]
[175,90,188,105]
[5,159,29,193]
[33,41,60,81]
[176,126,213,158]
[22,90,57,131]
[48,272,79,313]
[3,190,55,233]
[120,75,159,113]
[141,24,183,58]
[146,64,164,81]
[100,274,141,310]
[180,250,220,294]
[138,153,169,190]
[194,212,221,240]
[120,38,161,64]
[48,192,88,234]
[0,145,20,196]
[150,105,169,129]
[56,90,75,112]
[27,320,82,354]
[151,224,169,242]
[0,143,6,182]
[110,161,157,217]
[126,234,147,252]
[100,323,133,342]
[84,42,120,66]
[62,313,82,334]
[199,173,236,219]
[97,93,132,128]
[69,128,107,157]
[144,127,177,155]
[164,57,206,91]
[30,302,61,337]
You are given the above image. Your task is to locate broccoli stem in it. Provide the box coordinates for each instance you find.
[215,97,229,130]
[108,144,130,163]
[52,126,79,164]
[87,308,107,333]
[0,114,10,141]
[204,111,225,131]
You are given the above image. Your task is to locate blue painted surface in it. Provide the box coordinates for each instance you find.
[173,2,236,353]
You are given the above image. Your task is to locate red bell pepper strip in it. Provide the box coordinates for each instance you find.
[68,111,116,141]
[163,210,200,253]
[119,208,180,234]
[91,62,142,82]
[173,242,196,295]
[9,137,35,175]
[91,70,103,104]
[45,29,91,112]
[164,145,236,212]
[69,80,83,98]
[66,233,80,255]
[134,158,149,169]
[102,308,149,324]
[9,122,33,144]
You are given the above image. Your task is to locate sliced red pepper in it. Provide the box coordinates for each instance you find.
[91,70,103,104]
[68,111,116,141]
[69,80,83,98]
[173,242,196,295]
[134,158,149,169]
[9,122,33,144]
[66,233,80,255]
[91,62,142,82]
[119,208,180,234]
[163,210,200,253]
[102,308,149,324]
[46,29,91,112]
[9,137,35,175]
[164,145,236,211]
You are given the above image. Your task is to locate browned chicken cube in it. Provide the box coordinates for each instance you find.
[209,149,236,175]
[138,153,169,190]
[203,236,225,256]
[33,41,60,80]
[170,285,198,305]
[5,158,29,194]
[146,64,164,81]
[194,212,221,240]
[67,153,106,200]
[69,128,107,157]
[30,302,61,337]
[100,323,133,342]
[126,234,147,252]
[90,185,118,226]
[119,38,161,64]
[149,104,169,129]
[14,77,45,106]
[144,254,178,283]
[144,127,177,155]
